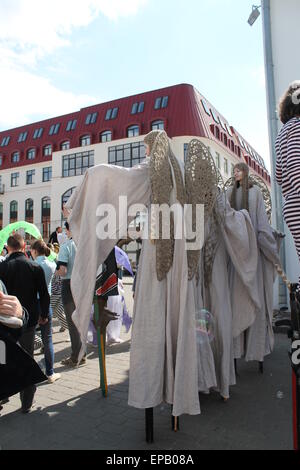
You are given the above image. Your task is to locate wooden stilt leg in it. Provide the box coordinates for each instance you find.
[259,361,264,375]
[94,297,108,397]
[145,408,154,443]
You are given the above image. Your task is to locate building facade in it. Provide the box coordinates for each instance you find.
[0,83,270,240]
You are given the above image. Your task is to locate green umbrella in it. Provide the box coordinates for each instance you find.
[0,221,42,253]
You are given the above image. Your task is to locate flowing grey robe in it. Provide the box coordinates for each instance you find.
[227,186,281,362]
[66,158,201,416]
[201,193,259,398]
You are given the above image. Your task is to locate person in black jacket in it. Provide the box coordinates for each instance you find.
[0,234,50,413]
[0,280,46,413]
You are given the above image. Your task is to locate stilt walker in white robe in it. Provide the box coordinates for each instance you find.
[226,163,281,363]
[201,189,259,399]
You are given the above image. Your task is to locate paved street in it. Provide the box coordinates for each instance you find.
[0,279,294,450]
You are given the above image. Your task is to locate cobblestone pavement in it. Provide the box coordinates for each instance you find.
[0,279,294,450]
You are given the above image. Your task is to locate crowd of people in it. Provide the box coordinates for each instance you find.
[0,81,299,426]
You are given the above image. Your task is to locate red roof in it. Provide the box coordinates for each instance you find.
[0,83,270,180]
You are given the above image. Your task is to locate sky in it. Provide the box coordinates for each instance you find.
[0,0,270,167]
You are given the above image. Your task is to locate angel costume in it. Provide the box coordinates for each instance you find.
[226,165,281,362]
[66,131,219,417]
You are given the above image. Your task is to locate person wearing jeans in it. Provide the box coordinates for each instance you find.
[31,240,61,384]
[56,222,86,367]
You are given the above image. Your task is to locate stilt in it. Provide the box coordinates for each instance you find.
[145,408,154,443]
[171,406,180,431]
[259,361,264,375]
[234,359,238,376]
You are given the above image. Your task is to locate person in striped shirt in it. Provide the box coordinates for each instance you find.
[275,81,300,291]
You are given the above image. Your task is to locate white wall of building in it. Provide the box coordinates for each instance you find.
[270,0,300,285]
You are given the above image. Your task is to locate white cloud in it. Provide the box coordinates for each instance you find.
[0,0,147,129]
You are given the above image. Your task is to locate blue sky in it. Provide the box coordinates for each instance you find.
[0,0,269,166]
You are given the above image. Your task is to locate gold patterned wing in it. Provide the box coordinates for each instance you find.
[185,140,219,218]
[185,139,219,280]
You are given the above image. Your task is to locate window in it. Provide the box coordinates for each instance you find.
[215,153,221,170]
[210,109,219,124]
[105,107,119,121]
[151,120,164,131]
[27,148,36,160]
[49,123,60,135]
[80,135,91,147]
[26,170,35,185]
[11,173,19,187]
[66,119,77,131]
[127,125,140,138]
[62,188,76,209]
[230,141,235,152]
[154,96,169,110]
[85,112,98,125]
[12,152,20,163]
[231,164,235,176]
[223,134,228,146]
[25,199,34,222]
[218,117,227,132]
[43,145,52,156]
[215,127,220,140]
[61,141,70,150]
[63,150,94,177]
[10,201,18,223]
[1,136,10,147]
[100,131,112,143]
[33,127,43,139]
[131,102,145,114]
[41,197,51,238]
[224,158,228,174]
[43,167,52,182]
[18,131,28,143]
[225,124,233,137]
[108,142,145,168]
[0,155,2,166]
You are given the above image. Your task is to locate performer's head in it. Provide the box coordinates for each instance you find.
[231,163,252,212]
[7,234,25,254]
[144,130,166,157]
[278,80,300,124]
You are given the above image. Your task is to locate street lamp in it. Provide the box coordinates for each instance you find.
[248,5,261,26]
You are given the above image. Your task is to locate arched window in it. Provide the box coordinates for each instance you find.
[61,141,70,150]
[151,120,164,131]
[215,127,220,140]
[80,135,91,147]
[12,151,20,163]
[61,188,76,223]
[127,125,140,138]
[223,134,228,146]
[27,148,36,160]
[100,131,112,143]
[43,145,52,157]
[62,188,76,208]
[25,199,34,223]
[0,202,3,229]
[10,201,18,223]
[41,197,51,238]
